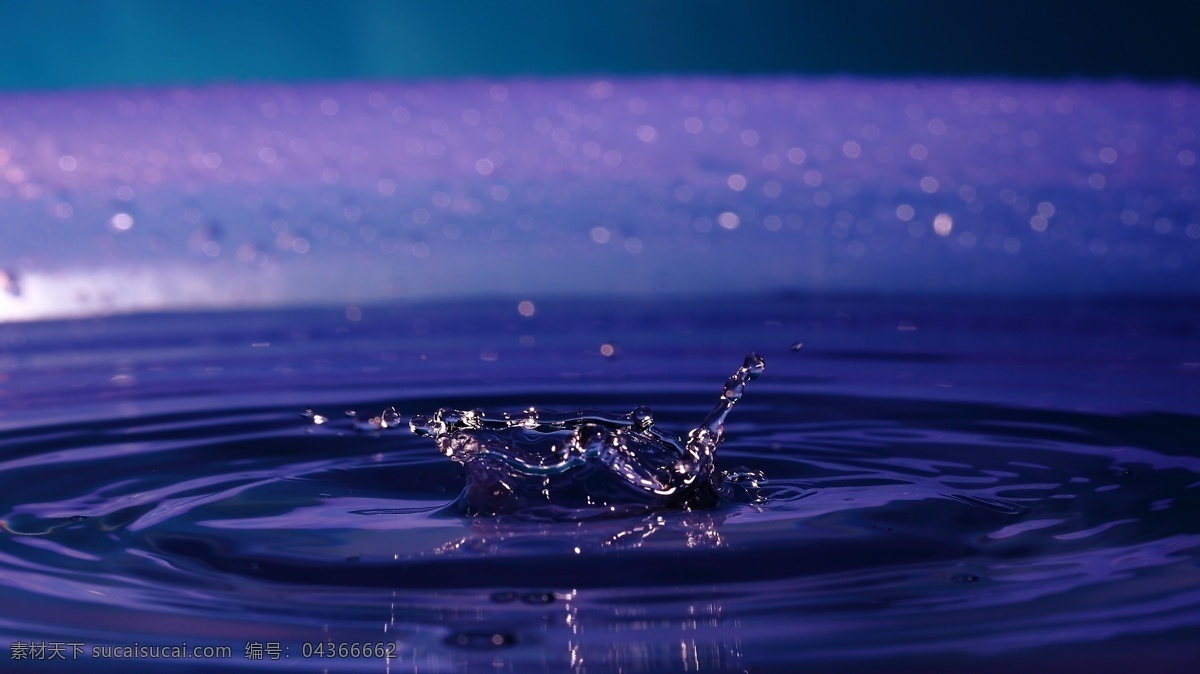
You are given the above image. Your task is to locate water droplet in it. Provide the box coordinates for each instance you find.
[380,407,402,429]
[790,342,804,352]
[302,409,329,425]
[599,342,617,358]
[743,352,765,379]
[631,406,654,430]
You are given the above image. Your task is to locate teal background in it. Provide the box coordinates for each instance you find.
[0,0,1196,91]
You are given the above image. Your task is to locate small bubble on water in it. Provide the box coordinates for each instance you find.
[446,631,516,649]
[790,341,804,352]
[521,592,555,605]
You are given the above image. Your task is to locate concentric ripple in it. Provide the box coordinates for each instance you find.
[1,394,1198,671]
[0,299,1198,672]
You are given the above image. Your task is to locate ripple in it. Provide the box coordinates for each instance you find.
[0,300,1198,670]
[0,385,1196,671]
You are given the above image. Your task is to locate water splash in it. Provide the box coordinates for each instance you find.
[408,353,765,519]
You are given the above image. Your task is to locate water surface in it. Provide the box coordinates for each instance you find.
[1,296,1197,672]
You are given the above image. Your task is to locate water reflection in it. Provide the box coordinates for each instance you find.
[433,510,730,557]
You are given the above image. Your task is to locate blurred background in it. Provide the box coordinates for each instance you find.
[3,0,1199,88]
[1,0,1197,321]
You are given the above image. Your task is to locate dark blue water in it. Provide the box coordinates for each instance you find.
[1,296,1197,672]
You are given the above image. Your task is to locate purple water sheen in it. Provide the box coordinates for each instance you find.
[0,297,1198,672]
[0,75,1198,672]
[1,78,1198,320]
